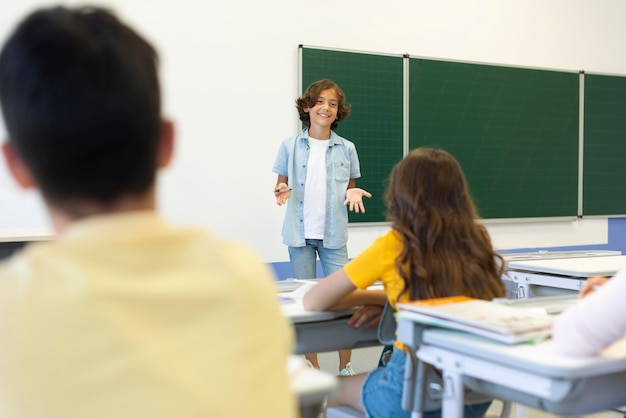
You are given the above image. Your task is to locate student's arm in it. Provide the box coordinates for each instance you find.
[553,268,626,356]
[274,175,291,206]
[344,178,372,213]
[303,268,386,311]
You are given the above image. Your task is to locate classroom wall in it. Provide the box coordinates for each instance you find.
[1,0,625,262]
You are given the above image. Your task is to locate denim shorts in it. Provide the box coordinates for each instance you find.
[288,240,347,278]
[361,349,492,418]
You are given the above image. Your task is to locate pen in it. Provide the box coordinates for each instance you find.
[274,188,292,193]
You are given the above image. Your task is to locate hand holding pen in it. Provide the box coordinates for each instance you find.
[274,183,291,206]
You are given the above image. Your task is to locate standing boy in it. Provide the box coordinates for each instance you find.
[0,6,297,418]
[273,79,371,374]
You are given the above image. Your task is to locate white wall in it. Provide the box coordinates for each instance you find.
[0,0,622,258]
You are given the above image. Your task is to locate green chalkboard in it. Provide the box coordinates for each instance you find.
[583,73,626,216]
[301,47,584,221]
[408,58,580,219]
[300,46,404,223]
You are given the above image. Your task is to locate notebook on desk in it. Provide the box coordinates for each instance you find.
[507,255,626,278]
[275,278,320,293]
[397,296,554,344]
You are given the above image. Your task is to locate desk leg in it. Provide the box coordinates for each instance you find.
[441,369,464,418]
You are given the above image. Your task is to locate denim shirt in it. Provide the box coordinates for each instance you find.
[272,128,361,249]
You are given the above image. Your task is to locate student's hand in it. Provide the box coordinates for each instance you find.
[274,183,291,206]
[344,188,372,213]
[580,276,609,298]
[347,305,383,329]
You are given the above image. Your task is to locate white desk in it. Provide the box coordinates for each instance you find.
[502,250,621,263]
[504,252,626,299]
[280,297,380,355]
[397,317,626,418]
[279,281,382,418]
[288,355,338,418]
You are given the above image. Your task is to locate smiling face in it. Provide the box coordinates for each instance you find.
[304,88,339,132]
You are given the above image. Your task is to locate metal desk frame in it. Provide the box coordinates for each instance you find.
[398,316,626,418]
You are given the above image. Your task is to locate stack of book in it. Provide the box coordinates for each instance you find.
[397,296,555,344]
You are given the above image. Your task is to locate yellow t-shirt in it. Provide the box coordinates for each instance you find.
[344,229,407,309]
[344,230,410,349]
[0,212,297,418]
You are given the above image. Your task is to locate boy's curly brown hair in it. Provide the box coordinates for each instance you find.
[295,79,351,130]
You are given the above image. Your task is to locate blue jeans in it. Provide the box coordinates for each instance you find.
[362,349,491,418]
[288,239,348,278]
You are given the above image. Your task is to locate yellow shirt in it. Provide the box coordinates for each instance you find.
[0,212,297,418]
[344,230,407,309]
[344,230,409,349]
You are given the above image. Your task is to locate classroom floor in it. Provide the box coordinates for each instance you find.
[316,347,624,418]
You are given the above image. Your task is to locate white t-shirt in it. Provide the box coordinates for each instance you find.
[303,137,329,239]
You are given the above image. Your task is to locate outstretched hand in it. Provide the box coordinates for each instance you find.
[344,188,372,213]
[274,183,291,206]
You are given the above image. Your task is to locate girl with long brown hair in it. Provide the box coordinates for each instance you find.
[304,147,505,418]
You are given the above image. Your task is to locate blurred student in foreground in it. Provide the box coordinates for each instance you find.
[553,271,626,357]
[0,6,296,418]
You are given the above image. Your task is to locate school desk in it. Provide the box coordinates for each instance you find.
[277,279,382,355]
[280,296,380,355]
[505,253,626,299]
[396,314,626,418]
[288,355,338,418]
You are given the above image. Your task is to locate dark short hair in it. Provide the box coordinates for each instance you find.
[0,6,161,206]
[295,79,351,130]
